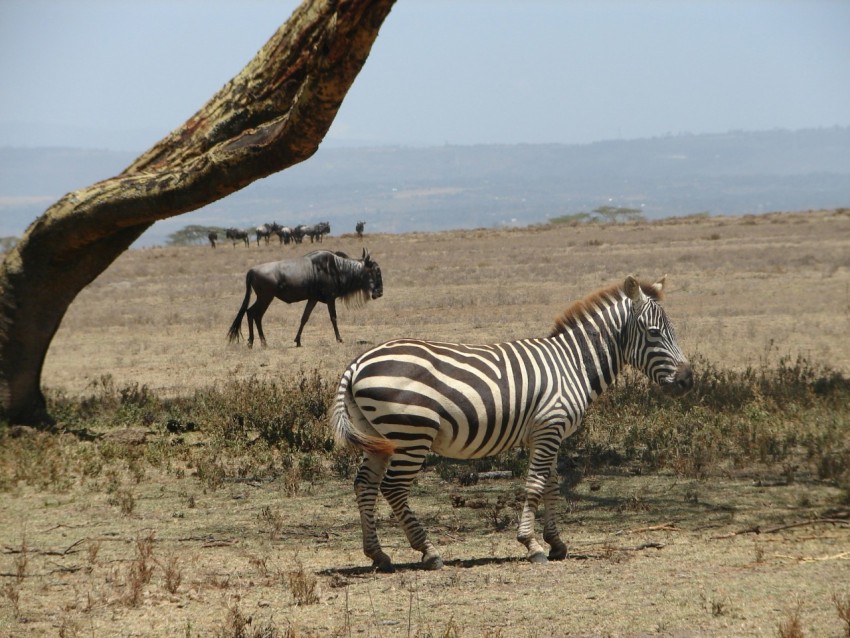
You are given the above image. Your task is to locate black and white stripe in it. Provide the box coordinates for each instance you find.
[333,275,693,571]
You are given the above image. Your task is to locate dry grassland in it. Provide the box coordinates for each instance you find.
[1,209,849,638]
[42,209,850,394]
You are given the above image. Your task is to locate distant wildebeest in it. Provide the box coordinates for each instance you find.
[291,225,306,244]
[255,223,283,245]
[275,225,293,245]
[208,231,218,248]
[256,224,273,246]
[356,221,365,238]
[227,249,383,348]
[301,221,330,243]
[225,228,250,247]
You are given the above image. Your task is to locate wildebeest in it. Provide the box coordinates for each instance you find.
[226,228,250,247]
[227,249,383,348]
[291,225,306,244]
[301,221,331,243]
[355,221,365,238]
[275,225,293,245]
[208,231,218,248]
[256,224,273,245]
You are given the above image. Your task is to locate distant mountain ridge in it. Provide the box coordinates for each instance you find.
[2,127,848,245]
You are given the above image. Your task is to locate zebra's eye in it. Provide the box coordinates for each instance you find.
[648,327,662,338]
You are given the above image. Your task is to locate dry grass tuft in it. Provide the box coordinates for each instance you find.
[833,590,850,637]
[777,604,806,638]
[288,562,319,606]
[124,532,156,607]
[159,552,182,594]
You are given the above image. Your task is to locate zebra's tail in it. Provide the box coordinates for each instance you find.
[332,366,396,457]
[227,271,253,343]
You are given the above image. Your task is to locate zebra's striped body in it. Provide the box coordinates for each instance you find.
[333,276,692,571]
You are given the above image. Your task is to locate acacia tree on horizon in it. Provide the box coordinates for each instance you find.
[0,0,397,425]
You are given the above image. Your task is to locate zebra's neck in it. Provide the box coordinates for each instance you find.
[548,294,630,401]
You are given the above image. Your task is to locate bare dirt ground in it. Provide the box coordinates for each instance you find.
[2,209,850,637]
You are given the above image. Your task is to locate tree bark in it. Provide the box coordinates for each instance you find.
[0,0,396,425]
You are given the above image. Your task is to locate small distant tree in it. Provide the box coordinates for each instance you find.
[550,212,593,226]
[592,206,644,224]
[167,225,226,246]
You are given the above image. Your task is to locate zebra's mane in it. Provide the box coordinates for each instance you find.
[550,280,663,337]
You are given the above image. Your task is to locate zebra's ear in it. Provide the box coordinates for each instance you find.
[361,248,371,263]
[624,275,648,306]
[651,275,666,296]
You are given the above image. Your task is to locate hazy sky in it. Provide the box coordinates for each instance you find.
[1,0,849,150]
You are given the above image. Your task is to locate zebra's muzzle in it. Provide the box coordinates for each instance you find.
[661,362,694,397]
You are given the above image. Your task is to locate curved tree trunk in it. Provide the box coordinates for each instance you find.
[0,0,396,425]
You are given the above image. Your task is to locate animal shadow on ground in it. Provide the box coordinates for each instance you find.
[319,553,597,576]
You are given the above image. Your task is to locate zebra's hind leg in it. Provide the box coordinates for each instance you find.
[542,459,568,561]
[354,453,394,572]
[381,451,443,570]
[517,443,558,564]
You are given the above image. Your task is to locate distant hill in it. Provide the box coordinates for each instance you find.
[2,127,849,246]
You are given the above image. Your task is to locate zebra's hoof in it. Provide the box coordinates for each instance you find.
[421,554,443,570]
[528,551,549,564]
[548,546,568,561]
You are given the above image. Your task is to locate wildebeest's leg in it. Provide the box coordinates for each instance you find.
[246,296,273,347]
[354,453,393,571]
[294,299,318,347]
[326,299,343,343]
[381,452,443,570]
[542,457,567,560]
[516,438,558,563]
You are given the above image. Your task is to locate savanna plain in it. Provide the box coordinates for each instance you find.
[2,209,850,637]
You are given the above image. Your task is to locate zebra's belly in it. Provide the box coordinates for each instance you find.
[430,419,524,460]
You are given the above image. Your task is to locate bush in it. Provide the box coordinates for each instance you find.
[576,355,850,481]
[17,358,847,499]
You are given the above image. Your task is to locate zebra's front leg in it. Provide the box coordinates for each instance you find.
[381,452,443,570]
[353,454,394,572]
[517,444,558,564]
[542,458,567,561]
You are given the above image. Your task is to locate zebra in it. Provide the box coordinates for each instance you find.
[333,275,693,572]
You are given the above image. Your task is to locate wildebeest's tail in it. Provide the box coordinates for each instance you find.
[227,271,253,343]
[332,365,396,457]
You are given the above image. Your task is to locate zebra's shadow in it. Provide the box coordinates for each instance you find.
[320,553,590,576]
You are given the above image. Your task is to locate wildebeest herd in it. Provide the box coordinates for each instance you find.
[222,221,332,247]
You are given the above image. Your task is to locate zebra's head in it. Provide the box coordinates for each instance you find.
[623,275,693,397]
